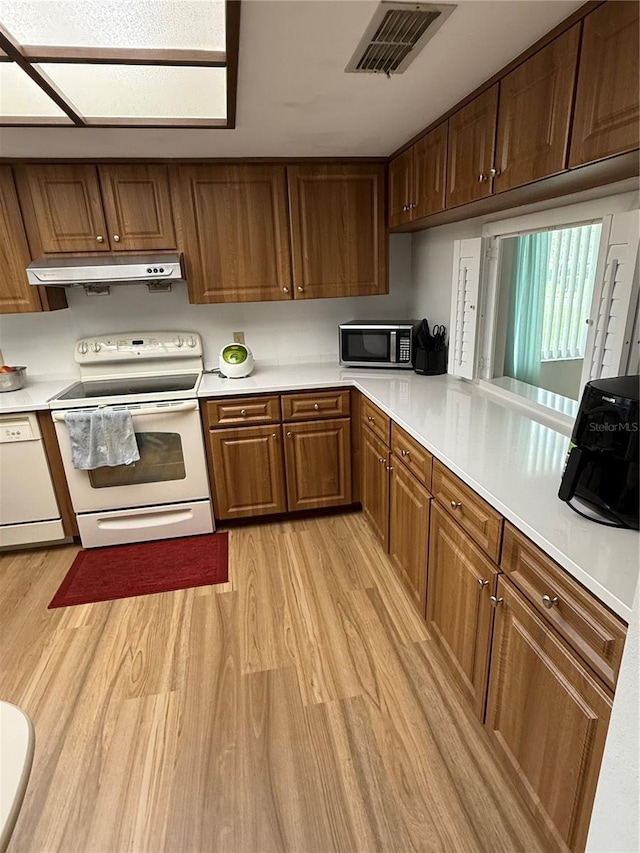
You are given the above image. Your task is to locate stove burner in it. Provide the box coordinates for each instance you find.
[56,373,199,401]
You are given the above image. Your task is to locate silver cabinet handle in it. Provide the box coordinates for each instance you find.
[478,174,485,183]
[386,466,393,471]
[378,457,384,463]
[272,433,277,439]
[477,578,489,589]
[313,403,319,410]
[297,286,304,292]
[402,204,408,211]
[490,596,503,607]
[283,286,289,293]
[113,234,120,242]
[96,235,104,243]
[542,595,559,609]
[368,416,374,422]
[401,449,410,457]
[240,409,247,416]
[287,431,293,438]
[489,167,501,178]
[450,500,462,510]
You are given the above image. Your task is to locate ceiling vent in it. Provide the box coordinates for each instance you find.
[345,2,455,76]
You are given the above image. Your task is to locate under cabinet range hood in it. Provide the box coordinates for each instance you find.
[26,254,185,294]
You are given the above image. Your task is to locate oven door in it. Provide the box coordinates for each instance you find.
[340,328,393,366]
[53,400,210,513]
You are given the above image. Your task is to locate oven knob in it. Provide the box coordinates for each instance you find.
[90,342,102,353]
[174,337,184,348]
[77,342,89,355]
[187,336,196,348]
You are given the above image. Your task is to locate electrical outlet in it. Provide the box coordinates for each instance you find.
[233,331,245,345]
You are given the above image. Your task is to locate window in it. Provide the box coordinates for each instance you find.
[0,0,239,128]
[448,206,639,418]
[499,224,601,400]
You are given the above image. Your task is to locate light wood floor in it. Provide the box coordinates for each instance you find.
[0,512,548,853]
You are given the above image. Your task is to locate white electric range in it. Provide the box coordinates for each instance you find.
[49,331,214,548]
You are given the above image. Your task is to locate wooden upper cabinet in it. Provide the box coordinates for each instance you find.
[388,147,414,227]
[570,1,640,167]
[175,164,292,304]
[413,122,447,219]
[98,165,176,251]
[446,85,498,208]
[486,577,612,853]
[495,27,579,193]
[388,123,447,226]
[287,163,387,299]
[15,164,110,254]
[0,167,43,314]
[283,418,352,512]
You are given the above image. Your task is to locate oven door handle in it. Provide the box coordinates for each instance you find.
[51,401,198,422]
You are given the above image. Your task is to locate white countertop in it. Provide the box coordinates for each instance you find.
[0,377,76,415]
[200,364,639,622]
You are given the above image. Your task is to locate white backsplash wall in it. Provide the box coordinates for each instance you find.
[0,235,412,376]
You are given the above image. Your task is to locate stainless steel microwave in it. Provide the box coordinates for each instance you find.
[339,320,419,368]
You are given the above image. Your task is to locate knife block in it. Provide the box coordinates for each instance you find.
[414,347,447,376]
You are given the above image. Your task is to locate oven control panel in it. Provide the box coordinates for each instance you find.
[74,332,203,363]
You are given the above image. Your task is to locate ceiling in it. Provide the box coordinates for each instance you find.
[0,0,584,159]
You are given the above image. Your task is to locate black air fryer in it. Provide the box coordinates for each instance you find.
[558,375,639,529]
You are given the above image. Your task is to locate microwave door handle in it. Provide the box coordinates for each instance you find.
[390,331,397,363]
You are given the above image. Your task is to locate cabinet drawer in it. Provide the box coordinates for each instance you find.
[501,523,626,691]
[361,397,391,445]
[391,422,433,489]
[205,395,281,428]
[282,389,350,421]
[431,460,503,562]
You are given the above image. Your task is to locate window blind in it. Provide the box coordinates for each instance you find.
[541,224,601,361]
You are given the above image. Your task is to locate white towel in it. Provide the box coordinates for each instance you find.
[64,408,140,470]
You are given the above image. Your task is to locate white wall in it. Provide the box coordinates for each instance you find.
[410,181,640,327]
[586,585,640,853]
[0,235,412,376]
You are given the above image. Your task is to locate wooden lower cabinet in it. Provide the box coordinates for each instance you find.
[283,419,352,511]
[389,461,430,613]
[208,424,287,520]
[426,504,499,719]
[486,577,613,853]
[361,427,390,550]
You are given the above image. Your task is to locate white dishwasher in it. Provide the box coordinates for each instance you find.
[0,412,66,548]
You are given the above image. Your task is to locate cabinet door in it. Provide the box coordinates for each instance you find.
[208,425,287,520]
[0,167,42,314]
[287,164,387,298]
[388,147,413,227]
[361,426,390,550]
[569,1,640,167]
[99,165,176,251]
[446,85,498,209]
[413,122,447,219]
[284,418,352,511]
[389,461,430,614]
[486,578,612,853]
[495,27,579,192]
[426,503,499,718]
[15,164,109,253]
[176,164,292,303]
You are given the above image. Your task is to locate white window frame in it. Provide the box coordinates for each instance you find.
[470,195,639,427]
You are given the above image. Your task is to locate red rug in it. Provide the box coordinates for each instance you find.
[48,532,229,608]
